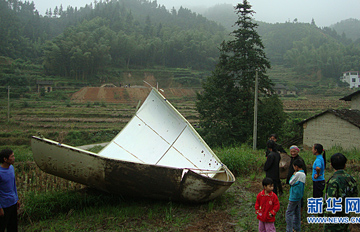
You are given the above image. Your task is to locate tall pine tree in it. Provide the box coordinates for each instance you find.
[196,0,284,147]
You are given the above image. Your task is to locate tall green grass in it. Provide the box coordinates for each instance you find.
[14,143,360,231]
[215,145,264,176]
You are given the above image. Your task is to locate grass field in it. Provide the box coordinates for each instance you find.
[10,145,360,231]
[1,89,359,231]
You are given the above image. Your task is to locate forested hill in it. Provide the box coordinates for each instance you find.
[202,3,360,83]
[0,0,227,76]
[258,21,360,82]
[2,0,360,88]
[330,18,360,42]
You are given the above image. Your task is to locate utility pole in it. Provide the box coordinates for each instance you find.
[7,86,10,122]
[253,71,258,150]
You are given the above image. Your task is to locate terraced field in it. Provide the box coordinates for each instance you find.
[0,87,351,147]
[282,99,350,112]
[0,88,200,147]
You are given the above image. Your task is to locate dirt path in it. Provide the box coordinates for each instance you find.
[71,87,199,103]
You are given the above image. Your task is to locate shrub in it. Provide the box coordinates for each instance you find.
[215,145,264,176]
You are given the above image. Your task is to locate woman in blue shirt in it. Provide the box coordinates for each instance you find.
[312,143,326,198]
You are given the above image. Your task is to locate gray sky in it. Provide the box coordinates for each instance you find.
[32,0,360,27]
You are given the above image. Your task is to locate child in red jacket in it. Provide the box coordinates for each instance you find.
[255,177,280,232]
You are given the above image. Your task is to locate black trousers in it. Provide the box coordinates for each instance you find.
[270,178,282,196]
[313,180,325,198]
[0,203,18,232]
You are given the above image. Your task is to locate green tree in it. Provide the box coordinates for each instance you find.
[196,0,282,148]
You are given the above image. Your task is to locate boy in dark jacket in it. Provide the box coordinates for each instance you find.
[265,134,287,157]
[264,140,281,195]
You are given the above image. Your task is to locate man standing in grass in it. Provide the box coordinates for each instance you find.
[264,140,281,196]
[0,149,20,232]
[324,153,358,232]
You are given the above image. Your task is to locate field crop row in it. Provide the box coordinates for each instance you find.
[282,99,350,111]
[15,162,84,199]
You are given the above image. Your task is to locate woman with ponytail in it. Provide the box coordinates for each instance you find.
[312,143,326,198]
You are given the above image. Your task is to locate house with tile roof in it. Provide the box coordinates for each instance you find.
[299,90,360,150]
[299,109,360,150]
[274,84,297,96]
[339,90,360,110]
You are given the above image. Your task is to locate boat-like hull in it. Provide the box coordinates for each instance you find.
[31,136,234,202]
[31,87,235,202]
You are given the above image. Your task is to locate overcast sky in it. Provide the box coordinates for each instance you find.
[32,0,360,27]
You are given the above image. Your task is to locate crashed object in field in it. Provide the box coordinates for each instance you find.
[31,88,235,202]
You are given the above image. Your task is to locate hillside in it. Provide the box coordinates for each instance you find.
[2,0,360,94]
[1,0,228,72]
[330,18,360,41]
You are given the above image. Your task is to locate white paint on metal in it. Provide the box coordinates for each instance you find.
[98,88,222,176]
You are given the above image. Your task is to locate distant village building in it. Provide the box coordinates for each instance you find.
[299,90,360,150]
[339,90,360,110]
[340,71,360,88]
[273,84,297,96]
[36,80,54,93]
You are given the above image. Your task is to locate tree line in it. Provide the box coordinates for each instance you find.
[2,0,360,83]
[0,0,228,80]
[204,3,360,82]
[257,21,360,81]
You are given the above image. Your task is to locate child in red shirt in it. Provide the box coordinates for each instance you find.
[255,177,280,232]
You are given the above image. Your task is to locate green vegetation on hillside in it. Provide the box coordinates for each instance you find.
[203,3,360,86]
[2,0,360,89]
[331,18,360,42]
[0,0,228,77]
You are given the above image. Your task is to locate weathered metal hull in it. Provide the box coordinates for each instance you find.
[31,136,235,202]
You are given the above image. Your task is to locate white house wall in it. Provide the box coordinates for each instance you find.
[341,71,360,88]
[302,112,360,150]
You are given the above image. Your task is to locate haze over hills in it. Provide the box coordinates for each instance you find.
[22,0,360,41]
[199,3,360,42]
[1,0,360,95]
[330,18,360,42]
[31,0,360,28]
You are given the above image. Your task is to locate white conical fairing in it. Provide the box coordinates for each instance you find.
[98,88,222,174]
